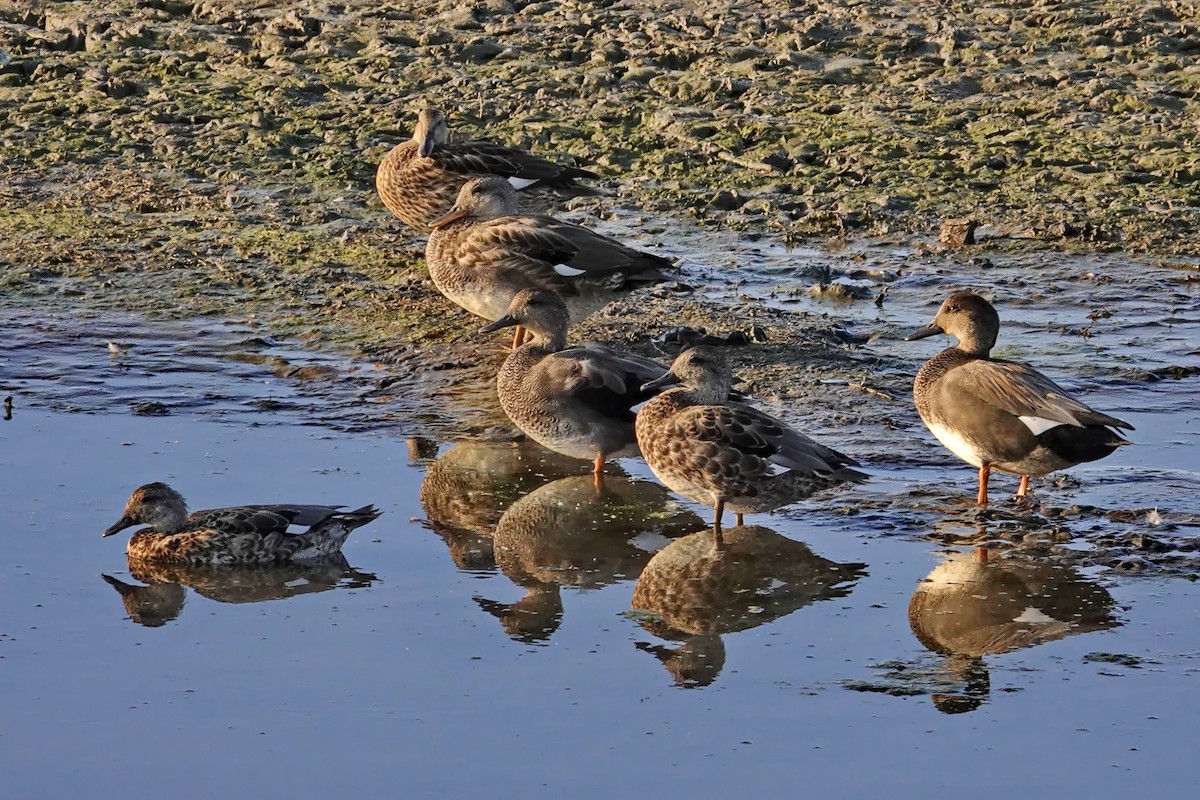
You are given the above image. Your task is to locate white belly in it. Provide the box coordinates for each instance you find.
[926,421,984,468]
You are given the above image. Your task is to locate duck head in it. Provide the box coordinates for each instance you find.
[641,346,733,403]
[429,176,519,228]
[412,106,449,158]
[905,291,1000,356]
[479,289,570,346]
[103,482,189,537]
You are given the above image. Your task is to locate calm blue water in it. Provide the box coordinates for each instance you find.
[2,243,1198,797]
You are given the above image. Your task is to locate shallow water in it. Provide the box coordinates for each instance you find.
[2,240,1199,796]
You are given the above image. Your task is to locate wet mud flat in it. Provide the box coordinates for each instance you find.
[4,0,1200,370]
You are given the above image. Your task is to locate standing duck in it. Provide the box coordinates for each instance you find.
[428,176,673,347]
[481,289,669,484]
[376,106,599,231]
[906,291,1133,505]
[101,482,381,566]
[635,347,868,535]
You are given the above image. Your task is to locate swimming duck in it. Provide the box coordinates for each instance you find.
[906,291,1133,506]
[635,347,868,534]
[428,176,672,347]
[376,106,599,231]
[101,482,381,566]
[481,289,669,484]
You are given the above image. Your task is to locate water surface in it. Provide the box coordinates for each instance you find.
[2,242,1198,797]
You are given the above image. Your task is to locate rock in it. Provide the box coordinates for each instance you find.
[938,218,978,246]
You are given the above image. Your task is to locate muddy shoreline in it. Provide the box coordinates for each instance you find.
[4,2,1200,360]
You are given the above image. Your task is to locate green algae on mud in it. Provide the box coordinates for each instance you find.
[3,0,1200,395]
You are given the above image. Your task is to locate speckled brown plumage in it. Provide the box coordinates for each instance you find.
[375,107,599,231]
[426,177,672,326]
[102,482,381,566]
[636,347,867,531]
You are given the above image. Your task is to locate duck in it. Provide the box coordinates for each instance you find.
[375,106,599,231]
[635,347,868,535]
[906,291,1133,506]
[427,176,673,347]
[101,482,381,566]
[481,289,669,484]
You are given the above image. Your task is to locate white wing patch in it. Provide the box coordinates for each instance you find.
[553,263,587,277]
[1014,606,1059,624]
[507,177,539,190]
[1018,415,1064,436]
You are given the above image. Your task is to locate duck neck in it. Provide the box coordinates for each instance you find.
[954,335,994,358]
[681,381,729,405]
[525,324,567,353]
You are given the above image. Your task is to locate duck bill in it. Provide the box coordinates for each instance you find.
[417,136,436,158]
[479,315,519,334]
[640,372,681,393]
[102,514,136,538]
[905,322,944,341]
[428,207,466,228]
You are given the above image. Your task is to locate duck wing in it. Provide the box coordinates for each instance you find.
[528,217,672,284]
[186,505,343,537]
[445,216,671,297]
[679,401,865,477]
[538,347,666,421]
[557,344,668,392]
[952,359,1133,431]
[433,140,598,185]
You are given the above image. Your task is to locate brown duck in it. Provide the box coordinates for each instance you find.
[102,482,381,566]
[907,291,1133,505]
[427,176,672,347]
[376,106,599,231]
[636,347,868,534]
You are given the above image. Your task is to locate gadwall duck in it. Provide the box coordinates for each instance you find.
[906,291,1133,505]
[636,347,868,534]
[481,289,669,483]
[428,176,672,346]
[102,482,381,566]
[376,106,599,231]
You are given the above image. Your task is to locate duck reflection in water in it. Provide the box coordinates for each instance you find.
[907,546,1120,713]
[416,438,587,572]
[102,553,378,627]
[476,474,704,643]
[631,525,866,688]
